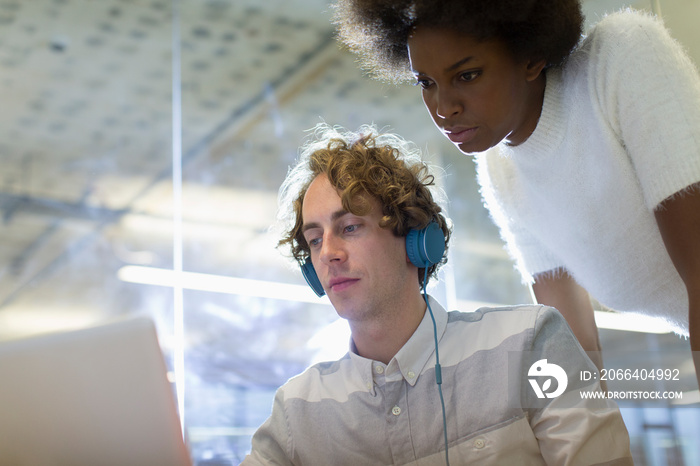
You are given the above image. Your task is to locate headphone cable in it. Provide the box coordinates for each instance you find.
[422,267,450,466]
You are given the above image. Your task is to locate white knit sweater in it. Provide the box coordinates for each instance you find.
[475,11,700,334]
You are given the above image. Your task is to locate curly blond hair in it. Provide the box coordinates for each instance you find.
[277,123,450,284]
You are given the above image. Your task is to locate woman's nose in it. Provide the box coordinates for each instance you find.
[434,86,463,120]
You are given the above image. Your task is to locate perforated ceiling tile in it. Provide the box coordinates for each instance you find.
[0,0,333,207]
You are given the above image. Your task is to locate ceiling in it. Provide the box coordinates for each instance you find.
[0,0,698,399]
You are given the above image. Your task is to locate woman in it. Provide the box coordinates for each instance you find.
[332,0,700,383]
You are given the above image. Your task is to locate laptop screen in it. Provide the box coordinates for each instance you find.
[0,317,192,466]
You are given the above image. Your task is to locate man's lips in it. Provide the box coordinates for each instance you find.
[328,277,359,292]
[444,126,478,144]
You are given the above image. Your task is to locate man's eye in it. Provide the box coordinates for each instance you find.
[344,224,358,233]
[308,237,321,247]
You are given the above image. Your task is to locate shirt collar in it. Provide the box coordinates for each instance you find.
[348,296,448,388]
[392,295,447,386]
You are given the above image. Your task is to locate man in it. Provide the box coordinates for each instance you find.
[242,124,632,465]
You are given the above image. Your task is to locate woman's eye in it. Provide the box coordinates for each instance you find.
[460,70,481,82]
[413,78,432,89]
[307,237,321,247]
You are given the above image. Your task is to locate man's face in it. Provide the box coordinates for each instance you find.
[301,173,415,322]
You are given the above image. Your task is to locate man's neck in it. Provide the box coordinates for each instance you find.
[349,292,428,365]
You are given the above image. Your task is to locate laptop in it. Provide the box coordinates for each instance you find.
[0,316,192,466]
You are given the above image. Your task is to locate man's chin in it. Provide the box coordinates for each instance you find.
[330,300,365,321]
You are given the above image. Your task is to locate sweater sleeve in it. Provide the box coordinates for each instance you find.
[590,11,700,210]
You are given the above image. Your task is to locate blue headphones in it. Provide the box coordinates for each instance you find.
[301,221,446,297]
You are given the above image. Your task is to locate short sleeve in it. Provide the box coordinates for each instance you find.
[590,11,700,209]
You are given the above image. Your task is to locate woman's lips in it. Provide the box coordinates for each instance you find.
[445,127,478,144]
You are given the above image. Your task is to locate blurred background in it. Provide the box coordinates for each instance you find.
[0,0,699,464]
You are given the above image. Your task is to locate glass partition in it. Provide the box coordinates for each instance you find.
[1,0,698,464]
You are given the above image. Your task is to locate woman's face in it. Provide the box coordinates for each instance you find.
[407,27,546,154]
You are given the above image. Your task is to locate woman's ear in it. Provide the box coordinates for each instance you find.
[525,58,547,81]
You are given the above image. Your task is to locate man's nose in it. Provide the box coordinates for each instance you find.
[319,233,347,265]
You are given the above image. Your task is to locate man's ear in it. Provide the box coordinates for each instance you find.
[525,58,547,82]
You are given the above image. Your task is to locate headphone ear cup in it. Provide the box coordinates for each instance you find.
[406,221,446,268]
[301,258,325,297]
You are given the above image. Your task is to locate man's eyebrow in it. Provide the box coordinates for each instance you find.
[301,209,350,234]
